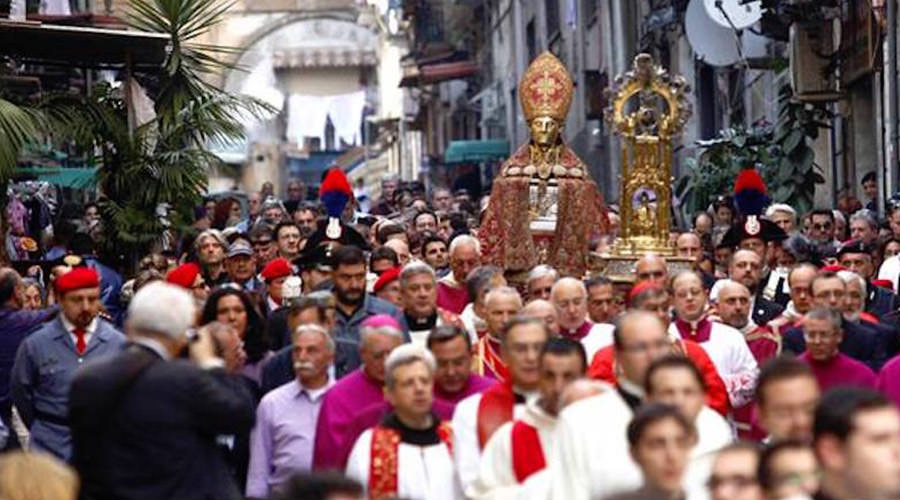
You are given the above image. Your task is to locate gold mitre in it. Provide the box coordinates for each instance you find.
[519,51,574,122]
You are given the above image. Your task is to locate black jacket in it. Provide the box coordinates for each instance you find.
[69,343,255,500]
[751,296,785,326]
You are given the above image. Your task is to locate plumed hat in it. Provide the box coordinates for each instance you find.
[320,167,353,241]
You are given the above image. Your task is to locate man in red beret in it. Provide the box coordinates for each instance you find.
[11,267,126,460]
[261,257,294,316]
[373,266,402,307]
[166,263,209,307]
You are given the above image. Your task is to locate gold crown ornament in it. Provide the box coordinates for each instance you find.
[519,51,574,122]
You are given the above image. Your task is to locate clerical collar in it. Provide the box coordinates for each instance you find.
[561,321,593,341]
[404,311,437,330]
[381,412,442,446]
[674,317,712,342]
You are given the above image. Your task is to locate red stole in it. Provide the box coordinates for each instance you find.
[511,420,546,482]
[476,381,516,449]
[478,336,509,382]
[368,421,454,500]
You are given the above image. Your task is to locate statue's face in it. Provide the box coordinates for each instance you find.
[530,117,561,146]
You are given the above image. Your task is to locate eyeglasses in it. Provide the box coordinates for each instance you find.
[813,223,833,231]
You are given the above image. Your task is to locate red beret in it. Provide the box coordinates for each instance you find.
[821,264,846,273]
[261,258,292,282]
[166,263,201,289]
[628,280,663,308]
[373,267,401,294]
[56,267,100,295]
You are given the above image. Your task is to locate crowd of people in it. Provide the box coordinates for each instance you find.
[0,167,899,500]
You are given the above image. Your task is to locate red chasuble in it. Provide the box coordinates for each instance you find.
[368,421,454,500]
[476,382,516,449]
[511,420,546,482]
[476,336,509,382]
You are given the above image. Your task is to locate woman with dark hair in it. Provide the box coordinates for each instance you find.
[200,286,271,388]
[211,198,242,230]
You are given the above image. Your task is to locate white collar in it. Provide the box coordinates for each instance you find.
[60,314,98,335]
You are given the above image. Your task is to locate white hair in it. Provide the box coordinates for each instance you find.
[765,203,797,221]
[127,282,196,341]
[384,343,436,389]
[526,265,559,285]
[710,278,749,303]
[449,234,481,255]
[292,323,335,352]
[849,209,878,230]
[399,261,436,287]
[484,286,522,308]
[837,270,867,293]
[833,210,846,226]
[360,323,404,345]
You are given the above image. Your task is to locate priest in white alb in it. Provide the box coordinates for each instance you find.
[452,314,550,494]
[345,344,460,500]
[470,337,587,500]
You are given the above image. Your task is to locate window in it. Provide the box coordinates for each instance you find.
[545,0,560,39]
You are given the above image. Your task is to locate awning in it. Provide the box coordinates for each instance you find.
[14,166,97,189]
[444,140,509,164]
[400,60,479,87]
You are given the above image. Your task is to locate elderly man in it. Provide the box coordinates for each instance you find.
[549,311,672,500]
[798,307,877,391]
[346,345,460,500]
[782,263,818,324]
[839,240,900,320]
[550,278,614,361]
[428,326,495,407]
[236,191,263,233]
[249,222,278,272]
[726,249,785,325]
[585,275,618,324]
[11,267,126,460]
[461,266,506,342]
[312,315,404,470]
[474,286,523,381]
[69,283,255,500]
[714,280,782,363]
[165,262,209,308]
[293,202,319,239]
[783,271,890,370]
[669,271,758,408]
[526,265,558,302]
[812,388,900,500]
[765,203,797,234]
[849,209,879,245]
[225,240,261,292]
[675,232,702,260]
[635,255,668,285]
[432,187,453,213]
[195,229,228,286]
[438,235,481,314]
[472,338,585,500]
[397,262,461,346]
[453,317,549,494]
[521,299,560,336]
[246,324,335,499]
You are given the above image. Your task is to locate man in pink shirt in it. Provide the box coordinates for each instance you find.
[798,307,876,391]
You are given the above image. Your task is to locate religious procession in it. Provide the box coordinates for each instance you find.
[2,0,900,500]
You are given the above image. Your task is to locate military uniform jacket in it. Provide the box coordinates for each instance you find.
[10,315,125,460]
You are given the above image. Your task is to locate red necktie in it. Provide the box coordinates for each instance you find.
[74,327,86,355]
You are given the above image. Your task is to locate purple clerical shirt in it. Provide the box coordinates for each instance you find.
[434,374,496,406]
[878,354,900,407]
[799,352,877,392]
[312,369,385,470]
[437,281,469,314]
[246,379,332,498]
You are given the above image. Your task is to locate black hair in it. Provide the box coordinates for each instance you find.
[0,270,19,305]
[200,287,269,363]
[270,472,363,500]
[427,324,471,350]
[68,232,96,256]
[332,245,367,269]
[377,224,407,245]
[465,265,505,303]
[413,210,439,226]
[248,221,274,241]
[584,274,613,290]
[274,221,300,239]
[755,355,815,407]
[422,234,448,251]
[501,316,549,346]
[809,208,835,224]
[645,355,707,394]
[369,247,399,270]
[862,171,877,185]
[814,387,893,442]
[626,403,694,447]
[758,438,812,491]
[540,337,587,374]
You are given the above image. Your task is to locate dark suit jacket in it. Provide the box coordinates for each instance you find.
[782,319,890,371]
[751,296,785,326]
[867,284,900,325]
[69,344,255,500]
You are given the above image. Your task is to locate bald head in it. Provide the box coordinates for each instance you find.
[551,277,589,331]
[635,255,668,285]
[521,299,560,335]
[675,233,702,259]
[613,310,670,385]
[560,378,610,408]
[716,279,752,329]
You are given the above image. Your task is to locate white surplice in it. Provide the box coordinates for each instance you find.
[581,322,615,362]
[667,321,759,407]
[469,399,557,500]
[345,428,461,500]
[451,390,537,495]
[685,407,735,500]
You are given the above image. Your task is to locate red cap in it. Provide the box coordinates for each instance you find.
[872,279,894,290]
[373,267,401,294]
[821,264,846,273]
[56,267,100,295]
[261,258,292,282]
[166,263,201,289]
[627,280,663,308]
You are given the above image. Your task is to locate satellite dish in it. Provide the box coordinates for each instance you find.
[703,0,762,30]
[685,0,741,67]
